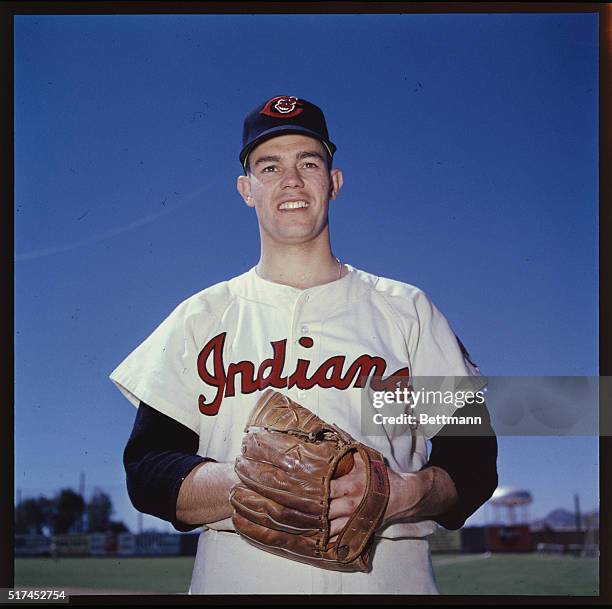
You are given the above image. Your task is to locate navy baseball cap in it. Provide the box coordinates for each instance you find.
[240,95,337,169]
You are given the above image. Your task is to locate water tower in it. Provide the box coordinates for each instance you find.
[489,487,533,525]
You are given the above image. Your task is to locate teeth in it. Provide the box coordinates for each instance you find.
[279,200,308,210]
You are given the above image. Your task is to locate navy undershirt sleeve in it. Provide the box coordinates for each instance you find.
[123,401,209,532]
[423,399,498,530]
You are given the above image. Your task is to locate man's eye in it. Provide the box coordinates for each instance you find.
[261,165,277,173]
[303,162,318,168]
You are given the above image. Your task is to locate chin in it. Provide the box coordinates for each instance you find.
[269,229,320,245]
[262,220,328,246]
[277,234,317,245]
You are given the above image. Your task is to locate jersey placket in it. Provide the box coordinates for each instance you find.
[287,290,321,414]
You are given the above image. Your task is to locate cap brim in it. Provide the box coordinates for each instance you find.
[240,125,336,167]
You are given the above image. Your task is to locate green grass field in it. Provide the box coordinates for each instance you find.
[432,553,599,595]
[14,557,194,594]
[15,553,598,595]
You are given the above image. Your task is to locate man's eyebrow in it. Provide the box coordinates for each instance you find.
[254,155,281,166]
[296,150,326,162]
[253,150,326,167]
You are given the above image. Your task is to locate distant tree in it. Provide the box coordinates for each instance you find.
[15,496,54,534]
[53,489,85,534]
[15,489,128,536]
[107,520,130,533]
[86,490,113,533]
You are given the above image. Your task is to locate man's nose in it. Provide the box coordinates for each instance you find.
[281,166,304,188]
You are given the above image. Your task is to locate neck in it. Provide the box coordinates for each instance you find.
[256,236,343,289]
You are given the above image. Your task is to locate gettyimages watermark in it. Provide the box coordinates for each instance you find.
[359,375,607,438]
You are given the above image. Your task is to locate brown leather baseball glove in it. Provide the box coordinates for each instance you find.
[229,389,390,572]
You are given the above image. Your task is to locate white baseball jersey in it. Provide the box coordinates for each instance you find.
[110,264,480,594]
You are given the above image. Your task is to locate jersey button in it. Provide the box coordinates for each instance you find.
[300,325,309,334]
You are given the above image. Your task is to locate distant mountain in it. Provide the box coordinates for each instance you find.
[531,508,599,530]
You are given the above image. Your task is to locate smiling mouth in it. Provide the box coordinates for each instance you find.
[278,200,309,211]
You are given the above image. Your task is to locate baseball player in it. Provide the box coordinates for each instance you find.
[111,95,497,594]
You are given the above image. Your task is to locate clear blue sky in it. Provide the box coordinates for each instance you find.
[14,13,599,532]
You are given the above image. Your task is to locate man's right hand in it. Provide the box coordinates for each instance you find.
[176,461,240,526]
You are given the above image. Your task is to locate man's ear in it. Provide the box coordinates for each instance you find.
[237,175,254,207]
[329,168,344,201]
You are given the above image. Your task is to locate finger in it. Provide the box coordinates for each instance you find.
[329,477,351,500]
[329,465,367,500]
[330,468,361,499]
[329,515,349,538]
[353,451,366,471]
[328,495,360,520]
[329,477,343,500]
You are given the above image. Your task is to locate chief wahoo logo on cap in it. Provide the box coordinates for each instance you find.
[261,96,304,118]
